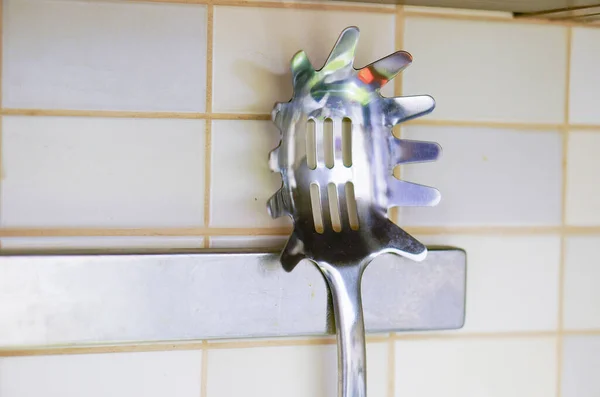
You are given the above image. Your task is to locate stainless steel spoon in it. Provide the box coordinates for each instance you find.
[267,26,441,397]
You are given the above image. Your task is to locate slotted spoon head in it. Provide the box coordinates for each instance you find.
[267,26,441,272]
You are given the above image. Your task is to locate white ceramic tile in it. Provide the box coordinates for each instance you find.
[0,350,202,397]
[563,236,600,330]
[569,28,600,125]
[1,236,204,250]
[213,7,396,114]
[562,335,600,397]
[210,120,291,228]
[210,235,287,249]
[565,131,600,226]
[395,337,557,397]
[417,234,560,332]
[3,0,207,112]
[398,126,563,226]
[1,116,205,227]
[207,343,388,397]
[403,17,567,123]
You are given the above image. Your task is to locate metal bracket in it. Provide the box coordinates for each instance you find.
[0,247,466,351]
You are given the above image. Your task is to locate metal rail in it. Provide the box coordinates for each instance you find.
[0,248,465,350]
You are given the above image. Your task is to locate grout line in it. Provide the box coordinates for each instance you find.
[0,0,3,251]
[0,0,3,110]
[556,25,572,397]
[0,227,291,238]
[0,342,207,357]
[2,225,600,239]
[394,330,562,340]
[3,330,600,357]
[201,341,209,397]
[213,0,396,14]
[1,108,209,119]
[407,226,563,235]
[394,5,405,100]
[203,2,214,248]
[210,112,270,121]
[403,10,515,23]
[134,0,210,4]
[390,4,404,227]
[539,226,600,235]
[2,108,600,132]
[0,118,2,248]
[207,336,341,349]
[404,118,564,131]
[206,336,336,349]
[203,117,212,249]
[568,124,600,131]
[387,333,396,397]
[563,28,572,127]
[205,335,394,349]
[408,226,564,235]
[205,2,214,123]
[389,7,404,397]
[0,108,268,121]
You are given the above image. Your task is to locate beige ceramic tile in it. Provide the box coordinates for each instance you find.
[565,131,600,226]
[210,120,291,228]
[395,337,557,397]
[563,236,600,330]
[569,27,600,125]
[403,17,567,123]
[1,116,205,227]
[417,234,560,332]
[562,335,600,397]
[213,6,396,114]
[207,342,388,397]
[3,0,207,112]
[403,5,512,17]
[398,126,563,226]
[0,351,202,397]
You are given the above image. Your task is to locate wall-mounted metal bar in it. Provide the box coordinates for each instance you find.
[0,248,466,350]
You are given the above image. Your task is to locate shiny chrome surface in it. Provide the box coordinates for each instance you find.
[268,27,441,397]
[0,249,466,350]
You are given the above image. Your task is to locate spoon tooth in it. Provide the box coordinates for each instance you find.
[390,138,442,165]
[357,50,412,90]
[382,95,436,126]
[271,102,285,126]
[266,187,288,219]
[268,146,280,172]
[387,178,441,208]
[280,230,306,272]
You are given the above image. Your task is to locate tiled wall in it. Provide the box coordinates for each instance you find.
[0,0,599,396]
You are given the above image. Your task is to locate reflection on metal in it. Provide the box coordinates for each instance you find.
[268,27,442,397]
[515,4,600,23]
[0,249,466,350]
